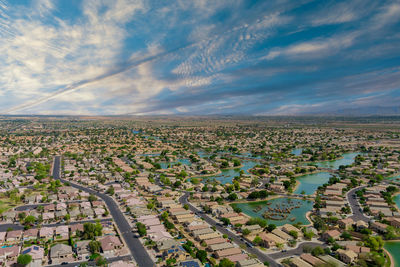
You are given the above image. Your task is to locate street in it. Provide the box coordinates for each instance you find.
[179,192,282,267]
[346,186,370,222]
[52,156,155,267]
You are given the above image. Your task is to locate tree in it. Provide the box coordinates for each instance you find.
[17,254,32,266]
[311,246,324,256]
[95,255,107,266]
[288,230,298,239]
[303,230,315,240]
[136,222,147,237]
[267,224,276,232]
[242,229,251,236]
[218,258,235,267]
[221,217,231,226]
[89,240,101,254]
[88,194,97,202]
[24,215,36,225]
[196,249,208,263]
[166,258,177,266]
[221,161,229,168]
[340,231,352,241]
[365,236,383,251]
[18,212,26,221]
[227,193,238,201]
[253,236,262,245]
[233,159,241,167]
[106,186,114,195]
[79,222,103,239]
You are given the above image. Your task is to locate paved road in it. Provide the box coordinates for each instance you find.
[44,255,131,267]
[15,200,82,211]
[52,156,155,267]
[346,186,370,222]
[0,218,112,232]
[179,192,282,267]
[268,242,327,259]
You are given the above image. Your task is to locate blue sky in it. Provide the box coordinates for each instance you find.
[0,0,399,115]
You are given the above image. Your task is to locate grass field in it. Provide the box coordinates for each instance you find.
[0,199,15,214]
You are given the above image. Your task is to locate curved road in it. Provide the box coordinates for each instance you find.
[268,242,326,259]
[52,156,155,267]
[346,186,370,222]
[179,192,281,267]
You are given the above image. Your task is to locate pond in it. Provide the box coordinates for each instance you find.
[232,198,313,226]
[314,152,360,170]
[394,195,400,211]
[384,242,400,267]
[291,148,303,156]
[160,159,192,169]
[201,160,259,184]
[294,172,332,195]
[387,175,400,182]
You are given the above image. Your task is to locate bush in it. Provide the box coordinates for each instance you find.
[17,254,32,266]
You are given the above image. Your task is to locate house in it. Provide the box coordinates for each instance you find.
[370,221,388,233]
[0,232,6,243]
[0,245,20,264]
[337,249,358,264]
[237,258,264,267]
[290,257,313,267]
[39,227,54,240]
[75,240,91,260]
[70,224,84,237]
[300,254,324,266]
[50,244,73,264]
[281,224,303,238]
[23,228,38,241]
[55,225,69,240]
[215,247,242,258]
[322,230,341,241]
[99,236,123,256]
[209,242,235,252]
[42,212,55,221]
[271,228,292,241]
[387,218,400,228]
[109,260,136,267]
[6,230,22,243]
[355,220,368,231]
[258,232,285,248]
[21,245,44,266]
[178,259,202,267]
[338,218,354,229]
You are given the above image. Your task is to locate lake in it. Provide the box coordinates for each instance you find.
[160,159,192,169]
[314,152,360,170]
[232,198,313,226]
[294,172,332,195]
[384,242,400,267]
[201,160,258,184]
[291,148,303,156]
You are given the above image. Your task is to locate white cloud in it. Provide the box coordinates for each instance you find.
[0,0,144,113]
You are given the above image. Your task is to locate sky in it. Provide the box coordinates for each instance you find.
[0,0,400,116]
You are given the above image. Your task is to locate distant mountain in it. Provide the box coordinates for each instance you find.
[307,106,400,116]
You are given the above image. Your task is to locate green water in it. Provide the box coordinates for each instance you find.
[160,159,192,169]
[384,242,400,267]
[294,172,332,195]
[315,152,360,170]
[201,160,258,184]
[231,198,313,226]
[291,148,303,156]
[388,175,400,181]
[394,195,400,211]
